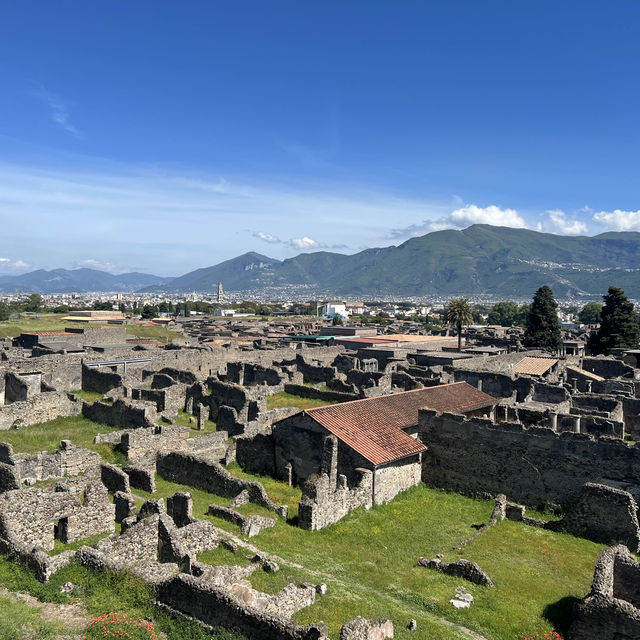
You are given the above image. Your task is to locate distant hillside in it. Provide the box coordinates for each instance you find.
[0,268,171,293]
[5,226,640,297]
[151,225,640,298]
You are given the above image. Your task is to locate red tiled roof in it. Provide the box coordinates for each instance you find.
[305,382,494,466]
[22,331,68,336]
[513,357,558,376]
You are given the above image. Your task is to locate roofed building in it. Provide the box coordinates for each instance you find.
[272,382,496,496]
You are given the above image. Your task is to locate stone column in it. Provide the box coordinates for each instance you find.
[549,413,558,431]
[586,380,593,393]
[572,415,581,433]
[285,462,293,487]
[197,403,206,431]
[185,396,194,414]
[321,435,339,490]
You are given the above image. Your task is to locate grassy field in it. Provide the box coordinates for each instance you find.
[0,415,125,465]
[142,472,600,640]
[0,313,182,343]
[0,413,602,640]
[173,409,218,434]
[0,593,64,640]
[266,391,336,411]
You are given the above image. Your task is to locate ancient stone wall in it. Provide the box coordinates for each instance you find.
[569,545,640,639]
[83,398,156,429]
[419,410,640,506]
[282,384,358,403]
[81,364,123,394]
[373,458,422,506]
[582,357,635,379]
[0,391,81,430]
[156,452,286,516]
[157,574,326,640]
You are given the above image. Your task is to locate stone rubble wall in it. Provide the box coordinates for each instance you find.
[373,459,422,506]
[298,470,373,531]
[339,617,394,640]
[156,574,326,640]
[569,545,640,639]
[0,391,81,430]
[283,384,359,403]
[81,364,123,394]
[156,451,287,517]
[83,398,157,429]
[419,410,640,507]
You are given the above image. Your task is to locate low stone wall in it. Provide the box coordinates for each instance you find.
[582,357,635,379]
[419,410,640,507]
[207,504,275,537]
[82,364,123,394]
[157,574,327,640]
[569,545,640,639]
[157,452,287,516]
[83,398,156,430]
[283,384,358,403]
[0,391,81,430]
[298,470,373,531]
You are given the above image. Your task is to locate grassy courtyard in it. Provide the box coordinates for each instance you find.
[266,391,336,411]
[0,313,182,343]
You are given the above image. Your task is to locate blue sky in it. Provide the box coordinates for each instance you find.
[1,1,640,276]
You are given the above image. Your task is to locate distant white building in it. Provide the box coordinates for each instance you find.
[214,308,236,317]
[322,302,347,318]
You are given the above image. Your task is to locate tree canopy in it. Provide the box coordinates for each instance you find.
[589,286,639,354]
[523,286,562,352]
[578,302,602,325]
[445,297,473,351]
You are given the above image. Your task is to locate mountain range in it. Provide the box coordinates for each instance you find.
[3,225,640,297]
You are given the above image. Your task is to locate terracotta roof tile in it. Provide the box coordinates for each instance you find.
[306,382,494,466]
[513,357,558,376]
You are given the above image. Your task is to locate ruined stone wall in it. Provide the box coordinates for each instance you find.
[0,392,81,430]
[282,384,358,404]
[83,398,156,430]
[572,394,623,421]
[452,369,532,402]
[81,364,123,394]
[569,545,640,639]
[298,469,373,530]
[419,410,640,507]
[120,426,191,460]
[582,357,636,379]
[157,452,286,516]
[373,457,422,506]
[157,574,326,640]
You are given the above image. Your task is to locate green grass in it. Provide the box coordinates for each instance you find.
[0,557,244,640]
[71,389,104,403]
[51,531,113,556]
[0,594,64,640]
[143,468,600,640]
[266,392,335,411]
[0,313,182,343]
[173,410,217,434]
[0,415,125,465]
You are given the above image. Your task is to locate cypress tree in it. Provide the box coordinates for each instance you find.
[590,286,640,354]
[523,285,562,352]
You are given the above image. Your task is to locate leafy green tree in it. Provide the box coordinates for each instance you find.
[0,302,9,322]
[51,305,69,314]
[445,298,473,351]
[515,303,531,327]
[23,293,43,312]
[332,315,344,326]
[523,286,563,352]
[140,305,157,319]
[589,287,640,354]
[578,302,602,325]
[487,301,519,326]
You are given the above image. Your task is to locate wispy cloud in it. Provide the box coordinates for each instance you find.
[32,86,82,138]
[252,232,346,251]
[389,204,528,239]
[0,257,30,273]
[545,209,588,235]
[74,259,117,272]
[593,209,640,232]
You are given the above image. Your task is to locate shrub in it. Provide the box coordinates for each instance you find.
[84,612,158,640]
[522,632,563,640]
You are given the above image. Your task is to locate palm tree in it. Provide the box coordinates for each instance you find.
[445,298,473,351]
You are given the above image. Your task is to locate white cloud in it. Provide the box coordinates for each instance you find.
[0,258,30,272]
[593,209,640,232]
[390,203,527,239]
[449,204,527,228]
[253,232,281,244]
[32,86,81,138]
[287,236,319,250]
[76,259,117,272]
[546,209,588,235]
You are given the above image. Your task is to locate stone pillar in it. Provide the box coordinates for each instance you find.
[167,491,193,527]
[549,413,558,431]
[197,403,206,431]
[573,415,581,433]
[185,396,194,414]
[586,380,593,393]
[285,462,293,487]
[571,378,577,391]
[321,435,339,490]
